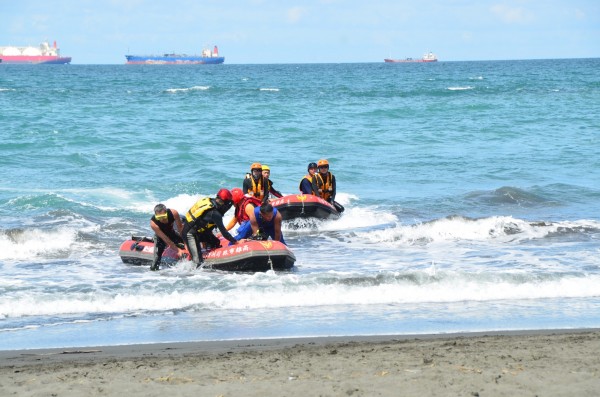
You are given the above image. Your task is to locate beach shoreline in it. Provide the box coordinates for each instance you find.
[2,329,599,396]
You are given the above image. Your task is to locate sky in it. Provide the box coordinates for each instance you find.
[1,0,599,64]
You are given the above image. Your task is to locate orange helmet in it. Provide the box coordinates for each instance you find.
[317,159,329,167]
[250,162,262,171]
[231,188,244,205]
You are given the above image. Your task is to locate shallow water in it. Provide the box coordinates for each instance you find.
[1,59,599,350]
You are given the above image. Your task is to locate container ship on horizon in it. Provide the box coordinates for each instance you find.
[384,52,438,63]
[125,45,224,64]
[0,41,71,64]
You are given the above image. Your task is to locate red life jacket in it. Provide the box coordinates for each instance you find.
[235,196,262,224]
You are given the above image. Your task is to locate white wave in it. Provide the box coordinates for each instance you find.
[164,85,210,93]
[259,88,279,92]
[0,88,16,92]
[0,227,80,260]
[355,216,600,246]
[2,272,599,318]
[447,86,474,91]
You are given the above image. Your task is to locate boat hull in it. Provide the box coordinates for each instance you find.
[119,236,295,272]
[384,58,437,63]
[0,56,71,64]
[271,194,341,220]
[125,55,224,65]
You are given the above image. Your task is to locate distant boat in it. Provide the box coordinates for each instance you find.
[0,41,71,64]
[384,52,438,63]
[125,45,225,65]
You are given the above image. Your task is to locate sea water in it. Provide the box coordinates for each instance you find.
[0,59,599,350]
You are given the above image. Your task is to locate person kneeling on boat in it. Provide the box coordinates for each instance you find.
[299,162,318,195]
[233,202,286,245]
[261,164,284,200]
[312,158,345,213]
[182,189,238,267]
[150,204,185,271]
[243,162,270,204]
[225,188,262,236]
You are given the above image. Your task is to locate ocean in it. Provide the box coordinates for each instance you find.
[1,59,599,351]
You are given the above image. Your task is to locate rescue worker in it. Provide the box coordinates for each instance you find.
[235,202,286,244]
[311,159,345,213]
[243,162,269,203]
[224,188,263,243]
[299,162,318,194]
[150,203,185,271]
[261,164,283,200]
[181,189,238,267]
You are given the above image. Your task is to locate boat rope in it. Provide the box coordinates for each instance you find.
[258,241,274,271]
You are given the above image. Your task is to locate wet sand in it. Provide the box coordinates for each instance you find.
[1,330,599,396]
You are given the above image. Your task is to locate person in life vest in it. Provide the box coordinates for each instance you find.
[299,162,318,194]
[243,162,270,203]
[311,159,345,213]
[261,164,284,200]
[225,188,262,241]
[235,202,286,245]
[150,203,185,271]
[181,189,238,266]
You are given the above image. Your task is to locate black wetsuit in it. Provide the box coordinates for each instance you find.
[182,201,237,266]
[150,209,183,270]
[243,175,270,203]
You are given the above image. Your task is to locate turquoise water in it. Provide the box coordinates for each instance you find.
[1,59,599,350]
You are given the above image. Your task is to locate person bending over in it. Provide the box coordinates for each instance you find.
[181,189,238,266]
[150,203,185,271]
[235,202,286,245]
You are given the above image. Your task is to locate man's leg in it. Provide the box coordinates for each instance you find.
[151,235,166,271]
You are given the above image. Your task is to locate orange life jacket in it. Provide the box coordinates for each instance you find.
[315,172,333,202]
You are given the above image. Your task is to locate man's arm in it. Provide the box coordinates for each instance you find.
[269,180,283,198]
[274,212,283,242]
[171,209,184,234]
[151,220,183,256]
[210,211,238,244]
[249,209,259,235]
[331,174,337,202]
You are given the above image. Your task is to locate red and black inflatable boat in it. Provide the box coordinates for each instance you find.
[271,194,341,220]
[119,236,296,272]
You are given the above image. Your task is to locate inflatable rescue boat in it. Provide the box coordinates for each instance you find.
[119,236,296,272]
[271,194,341,220]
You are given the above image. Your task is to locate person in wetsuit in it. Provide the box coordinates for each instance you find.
[181,189,238,266]
[150,203,185,271]
[299,162,318,194]
[243,162,270,203]
[261,164,284,200]
[312,158,345,213]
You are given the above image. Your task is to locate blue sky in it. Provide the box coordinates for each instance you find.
[1,0,599,64]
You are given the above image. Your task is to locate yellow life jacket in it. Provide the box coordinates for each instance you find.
[247,176,264,200]
[299,175,315,194]
[315,172,333,201]
[185,197,216,232]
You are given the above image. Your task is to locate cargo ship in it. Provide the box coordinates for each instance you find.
[0,41,71,64]
[125,45,224,64]
[384,52,438,63]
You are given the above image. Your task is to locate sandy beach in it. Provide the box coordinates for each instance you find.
[1,330,599,396]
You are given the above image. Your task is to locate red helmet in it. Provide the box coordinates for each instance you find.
[231,188,244,205]
[216,188,232,202]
